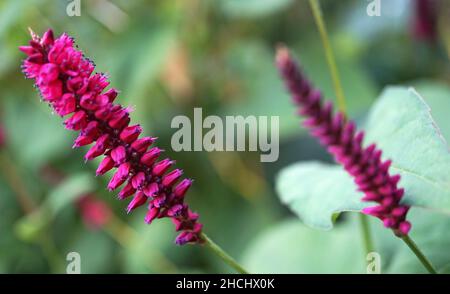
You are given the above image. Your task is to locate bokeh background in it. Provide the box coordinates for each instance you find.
[0,0,449,273]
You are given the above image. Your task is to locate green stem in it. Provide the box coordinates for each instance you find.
[38,233,64,273]
[105,215,179,273]
[0,152,35,214]
[401,235,437,274]
[0,152,63,273]
[200,233,249,274]
[308,0,346,113]
[308,0,375,256]
[358,213,374,254]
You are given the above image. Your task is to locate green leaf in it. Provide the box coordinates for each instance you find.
[410,81,450,142]
[342,0,409,42]
[124,26,177,127]
[14,211,50,242]
[242,218,365,273]
[276,161,365,230]
[221,41,300,138]
[0,0,26,37]
[364,87,450,211]
[4,98,72,169]
[219,0,294,19]
[43,173,96,214]
[70,231,115,274]
[244,211,450,274]
[276,86,450,230]
[122,218,177,273]
[14,173,96,242]
[384,208,450,273]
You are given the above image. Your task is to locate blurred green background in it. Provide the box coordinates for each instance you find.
[0,0,449,273]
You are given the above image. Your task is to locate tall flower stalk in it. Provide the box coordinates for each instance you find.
[412,0,438,42]
[20,28,248,274]
[0,124,5,148]
[308,0,374,256]
[276,46,437,274]
[20,28,201,245]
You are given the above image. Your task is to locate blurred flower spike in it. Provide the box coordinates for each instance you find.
[412,0,438,42]
[77,195,112,230]
[276,46,411,236]
[20,29,203,245]
[0,124,5,148]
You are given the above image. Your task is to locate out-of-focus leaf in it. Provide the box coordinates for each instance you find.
[222,41,299,138]
[0,0,29,37]
[365,87,450,211]
[343,0,410,42]
[276,87,450,230]
[4,98,72,169]
[219,0,294,19]
[122,218,176,273]
[14,173,96,241]
[126,26,177,98]
[242,219,365,273]
[294,39,377,117]
[410,81,450,142]
[385,208,450,273]
[14,210,50,242]
[0,179,43,272]
[44,173,96,213]
[222,39,376,139]
[70,231,115,274]
[0,0,37,75]
[124,26,177,124]
[276,161,365,230]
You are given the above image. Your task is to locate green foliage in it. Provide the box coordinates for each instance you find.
[294,38,377,118]
[411,81,450,141]
[365,87,450,210]
[277,161,364,229]
[70,231,116,274]
[242,209,450,274]
[15,173,96,241]
[242,218,365,273]
[46,173,97,212]
[4,98,72,170]
[222,37,377,139]
[385,209,450,273]
[219,0,294,19]
[122,218,177,273]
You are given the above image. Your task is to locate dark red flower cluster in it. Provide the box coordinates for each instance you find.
[413,0,438,42]
[20,29,202,245]
[77,194,112,230]
[276,47,411,236]
[0,124,5,148]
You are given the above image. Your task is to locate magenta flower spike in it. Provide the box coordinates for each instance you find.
[77,194,112,230]
[412,0,438,42]
[20,29,202,245]
[276,46,411,236]
[0,124,5,148]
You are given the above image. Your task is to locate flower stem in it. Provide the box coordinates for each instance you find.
[358,213,374,254]
[105,214,178,273]
[0,152,62,273]
[0,152,35,214]
[308,0,346,113]
[401,235,438,274]
[308,0,375,256]
[200,233,249,274]
[38,233,64,273]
